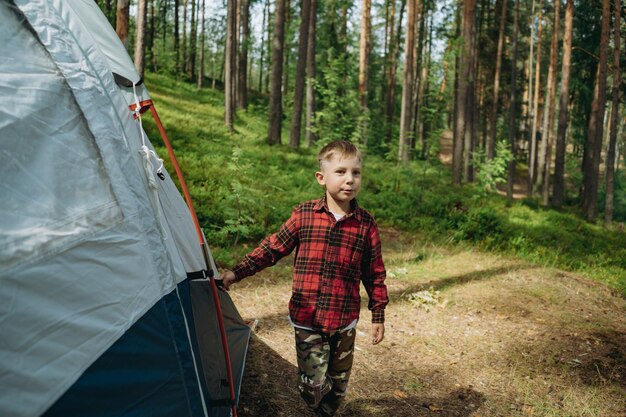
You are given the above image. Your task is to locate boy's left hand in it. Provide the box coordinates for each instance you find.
[372,323,385,345]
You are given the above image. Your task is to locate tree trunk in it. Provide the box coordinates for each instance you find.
[537,0,560,203]
[134,0,148,78]
[289,0,312,148]
[412,1,426,152]
[174,0,180,70]
[116,0,130,48]
[552,0,573,208]
[528,1,543,195]
[582,0,610,220]
[358,0,372,145]
[268,0,286,145]
[148,0,155,71]
[224,0,238,130]
[181,0,188,74]
[398,0,418,163]
[463,1,477,182]
[385,0,406,143]
[453,0,476,184]
[282,0,291,109]
[506,0,519,199]
[526,0,536,161]
[237,0,250,108]
[188,0,198,81]
[487,0,507,160]
[197,0,206,88]
[258,0,269,93]
[604,0,621,225]
[305,0,317,147]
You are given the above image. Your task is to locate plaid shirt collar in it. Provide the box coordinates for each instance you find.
[313,194,363,222]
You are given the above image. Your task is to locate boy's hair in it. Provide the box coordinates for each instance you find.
[317,140,362,169]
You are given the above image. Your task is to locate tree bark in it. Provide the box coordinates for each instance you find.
[453,0,476,184]
[116,0,130,48]
[552,0,573,208]
[358,0,372,145]
[582,0,611,220]
[258,0,269,93]
[174,0,180,71]
[399,0,418,162]
[224,0,238,130]
[385,0,406,143]
[268,0,286,145]
[134,0,148,78]
[463,1,477,182]
[487,0,507,160]
[528,1,543,195]
[604,0,621,225]
[237,0,250,108]
[506,0,520,199]
[537,0,560,203]
[289,0,312,148]
[305,0,317,147]
[197,0,206,88]
[282,0,291,109]
[181,0,188,73]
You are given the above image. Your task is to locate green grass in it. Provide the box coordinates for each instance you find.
[141,72,626,296]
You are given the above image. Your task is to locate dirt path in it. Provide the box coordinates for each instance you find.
[232,229,626,416]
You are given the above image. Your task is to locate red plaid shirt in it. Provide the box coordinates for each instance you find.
[232,195,388,333]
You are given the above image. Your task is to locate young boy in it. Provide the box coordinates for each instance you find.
[221,140,388,417]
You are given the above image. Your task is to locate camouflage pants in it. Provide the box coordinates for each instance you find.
[294,327,356,416]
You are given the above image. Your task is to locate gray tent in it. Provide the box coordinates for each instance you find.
[0,1,250,416]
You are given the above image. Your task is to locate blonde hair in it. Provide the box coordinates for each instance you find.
[317,140,362,169]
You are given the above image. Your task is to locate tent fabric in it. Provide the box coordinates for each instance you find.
[0,1,250,416]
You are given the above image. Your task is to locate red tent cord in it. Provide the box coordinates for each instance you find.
[148,104,238,417]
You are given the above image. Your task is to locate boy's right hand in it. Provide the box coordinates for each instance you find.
[219,270,237,291]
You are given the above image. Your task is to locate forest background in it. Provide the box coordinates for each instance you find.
[97,1,626,415]
[104,0,626,294]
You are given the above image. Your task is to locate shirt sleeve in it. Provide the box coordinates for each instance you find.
[231,206,300,281]
[361,220,389,323]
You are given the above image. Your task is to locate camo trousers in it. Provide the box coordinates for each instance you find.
[294,327,356,416]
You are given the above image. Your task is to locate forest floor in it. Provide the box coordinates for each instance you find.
[233,229,626,417]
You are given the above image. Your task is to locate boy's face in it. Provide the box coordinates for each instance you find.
[315,154,362,211]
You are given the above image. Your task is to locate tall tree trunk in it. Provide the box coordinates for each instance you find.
[453,0,476,184]
[268,0,286,144]
[463,1,477,182]
[399,0,418,162]
[526,0,536,160]
[528,1,543,195]
[237,0,250,108]
[412,0,426,152]
[116,0,131,48]
[188,0,197,81]
[582,0,611,220]
[537,0,560,202]
[604,0,621,225]
[181,0,188,74]
[305,0,317,147]
[174,0,180,71]
[148,0,155,71]
[420,12,433,159]
[197,0,206,88]
[552,0,573,208]
[225,0,238,130]
[289,0,312,148]
[385,0,406,143]
[506,0,519,199]
[358,0,372,145]
[282,0,291,109]
[258,0,269,92]
[134,0,148,77]
[487,0,507,160]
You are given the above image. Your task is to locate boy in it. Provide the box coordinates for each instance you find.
[221,140,388,417]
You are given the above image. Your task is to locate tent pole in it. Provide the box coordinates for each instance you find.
[148,104,239,417]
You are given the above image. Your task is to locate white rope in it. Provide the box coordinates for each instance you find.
[133,82,167,240]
